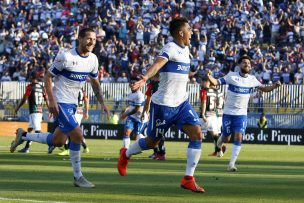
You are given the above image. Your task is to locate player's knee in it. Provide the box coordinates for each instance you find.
[192,128,203,140]
[145,137,158,149]
[52,139,66,147]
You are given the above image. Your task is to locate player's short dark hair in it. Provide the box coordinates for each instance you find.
[30,71,37,80]
[78,27,95,38]
[238,55,252,64]
[169,17,189,37]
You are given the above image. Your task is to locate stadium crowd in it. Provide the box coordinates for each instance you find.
[0,0,303,84]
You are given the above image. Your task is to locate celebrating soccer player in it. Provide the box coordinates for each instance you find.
[117,17,205,193]
[10,28,110,188]
[207,55,281,172]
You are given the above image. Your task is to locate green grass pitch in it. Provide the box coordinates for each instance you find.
[0,136,303,203]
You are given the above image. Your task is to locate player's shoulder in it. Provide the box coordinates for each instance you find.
[89,52,98,60]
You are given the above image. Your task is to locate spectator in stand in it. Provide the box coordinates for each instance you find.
[281,66,291,84]
[294,68,304,84]
[117,72,129,83]
[1,71,11,81]
[272,66,281,83]
[0,0,303,84]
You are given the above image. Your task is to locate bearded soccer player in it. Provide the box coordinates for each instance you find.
[10,28,110,188]
[207,55,281,172]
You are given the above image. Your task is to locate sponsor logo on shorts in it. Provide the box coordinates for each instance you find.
[156,119,166,127]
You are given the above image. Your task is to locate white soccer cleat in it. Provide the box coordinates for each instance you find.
[217,151,224,157]
[74,176,95,188]
[10,128,26,153]
[227,165,237,172]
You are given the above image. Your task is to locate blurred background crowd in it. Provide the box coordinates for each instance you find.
[0,0,303,85]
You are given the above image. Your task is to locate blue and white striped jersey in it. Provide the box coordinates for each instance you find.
[218,71,262,115]
[152,42,190,107]
[126,90,147,122]
[48,48,98,105]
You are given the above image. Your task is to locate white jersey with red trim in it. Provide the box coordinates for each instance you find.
[48,48,98,105]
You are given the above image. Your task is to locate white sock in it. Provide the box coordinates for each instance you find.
[70,150,83,179]
[136,134,145,139]
[126,139,142,158]
[123,136,130,148]
[229,144,241,167]
[217,135,224,148]
[185,148,201,176]
[24,132,50,144]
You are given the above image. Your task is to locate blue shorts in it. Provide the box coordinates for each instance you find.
[124,116,147,135]
[147,100,200,141]
[54,103,78,133]
[222,114,247,136]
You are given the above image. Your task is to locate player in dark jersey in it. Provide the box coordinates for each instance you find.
[57,87,90,156]
[15,72,48,153]
[141,73,166,160]
[200,76,226,157]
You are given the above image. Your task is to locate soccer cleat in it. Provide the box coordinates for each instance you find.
[154,154,166,161]
[117,147,129,176]
[227,165,237,172]
[181,176,205,193]
[83,147,90,153]
[58,150,69,156]
[10,128,26,153]
[18,147,29,153]
[208,152,217,156]
[148,153,156,159]
[221,145,227,154]
[74,176,95,188]
[217,151,224,157]
[48,146,55,154]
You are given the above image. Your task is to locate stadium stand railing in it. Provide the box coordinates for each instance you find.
[0,82,303,122]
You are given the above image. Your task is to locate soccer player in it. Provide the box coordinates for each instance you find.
[58,87,90,156]
[117,17,205,193]
[207,55,281,172]
[121,76,148,149]
[141,73,166,161]
[14,72,48,153]
[10,28,110,188]
[215,85,225,156]
[199,76,225,157]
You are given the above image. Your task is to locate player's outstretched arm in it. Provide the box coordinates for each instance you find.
[206,70,219,86]
[90,77,110,118]
[44,71,58,117]
[15,94,28,114]
[141,95,152,121]
[258,81,281,92]
[132,57,167,89]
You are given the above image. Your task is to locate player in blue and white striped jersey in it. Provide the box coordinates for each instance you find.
[121,76,148,149]
[10,28,110,188]
[207,55,281,172]
[117,17,205,193]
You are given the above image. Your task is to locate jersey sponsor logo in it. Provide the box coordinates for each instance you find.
[69,73,87,80]
[177,64,190,71]
[228,84,252,94]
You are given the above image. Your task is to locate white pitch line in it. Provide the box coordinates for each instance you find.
[0,197,69,203]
